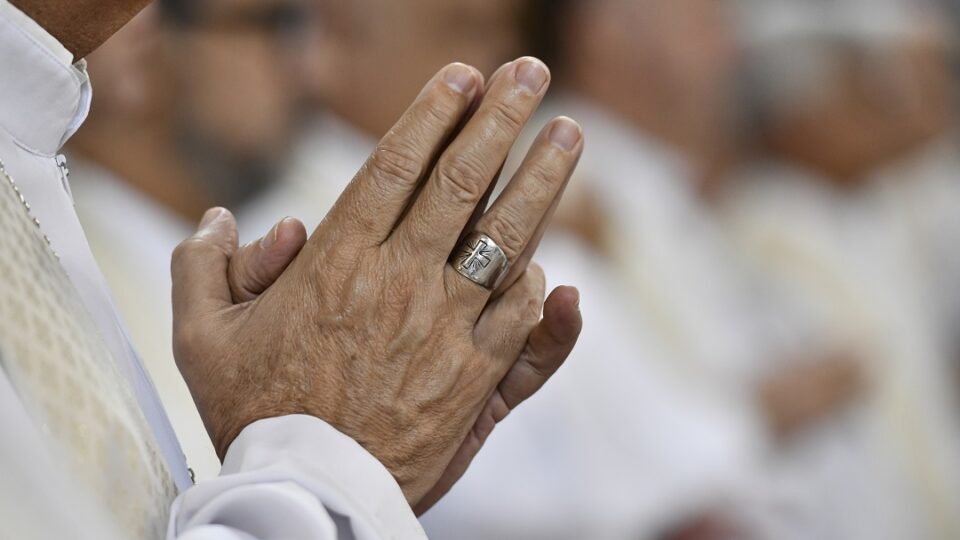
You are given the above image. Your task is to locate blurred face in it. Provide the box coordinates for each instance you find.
[320,0,523,137]
[619,0,737,108]
[577,0,740,154]
[769,40,954,183]
[164,0,316,177]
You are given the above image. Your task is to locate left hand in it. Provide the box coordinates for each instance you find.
[224,215,582,514]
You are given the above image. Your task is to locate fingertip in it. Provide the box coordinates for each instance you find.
[194,207,238,254]
[275,217,308,246]
[515,56,549,74]
[437,63,486,105]
[513,56,551,95]
[544,285,583,336]
[547,285,579,309]
[260,217,306,251]
[198,206,237,230]
[547,116,583,153]
[443,62,481,97]
[485,60,515,89]
[198,207,227,229]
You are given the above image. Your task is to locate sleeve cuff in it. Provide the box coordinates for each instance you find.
[172,415,426,540]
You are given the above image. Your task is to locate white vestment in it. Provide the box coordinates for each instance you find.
[68,158,220,481]
[722,160,960,540]
[871,138,960,356]
[0,2,425,538]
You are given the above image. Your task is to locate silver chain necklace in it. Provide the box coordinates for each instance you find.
[0,157,196,484]
[0,158,58,257]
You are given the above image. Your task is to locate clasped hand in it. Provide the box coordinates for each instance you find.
[171,58,583,512]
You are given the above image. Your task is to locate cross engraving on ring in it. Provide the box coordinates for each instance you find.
[460,238,493,273]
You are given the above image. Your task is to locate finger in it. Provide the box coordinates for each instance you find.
[316,63,482,246]
[391,57,551,261]
[447,63,525,250]
[394,67,498,232]
[490,181,561,298]
[496,285,581,409]
[492,118,584,297]
[228,217,308,303]
[412,285,582,516]
[473,263,546,361]
[446,116,583,303]
[171,207,240,324]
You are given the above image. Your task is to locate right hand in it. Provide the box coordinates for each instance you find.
[171,58,585,505]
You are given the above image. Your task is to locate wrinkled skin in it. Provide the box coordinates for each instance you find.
[172,58,585,508]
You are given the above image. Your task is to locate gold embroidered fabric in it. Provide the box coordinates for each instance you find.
[0,174,176,539]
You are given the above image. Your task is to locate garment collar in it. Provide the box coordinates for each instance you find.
[0,0,91,156]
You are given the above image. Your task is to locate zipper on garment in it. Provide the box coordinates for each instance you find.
[55,153,74,202]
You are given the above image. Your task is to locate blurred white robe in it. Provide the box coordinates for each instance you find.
[68,158,221,481]
[722,159,960,540]
[872,137,960,357]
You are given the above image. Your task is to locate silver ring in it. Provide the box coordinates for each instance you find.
[451,232,510,290]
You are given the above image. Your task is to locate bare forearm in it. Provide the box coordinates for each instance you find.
[10,0,150,59]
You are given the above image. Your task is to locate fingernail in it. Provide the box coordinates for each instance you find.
[260,220,282,250]
[515,58,549,94]
[199,207,226,230]
[572,288,581,310]
[444,63,477,96]
[549,117,582,151]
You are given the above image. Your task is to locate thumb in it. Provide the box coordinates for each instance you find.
[171,207,240,324]
[228,217,308,303]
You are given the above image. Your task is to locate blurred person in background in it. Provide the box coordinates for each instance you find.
[725,0,960,537]
[237,0,524,239]
[902,0,960,373]
[66,0,318,479]
[519,0,866,443]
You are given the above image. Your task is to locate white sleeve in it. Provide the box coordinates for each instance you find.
[167,415,427,540]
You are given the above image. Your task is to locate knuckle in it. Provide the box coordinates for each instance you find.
[420,92,461,126]
[488,99,527,133]
[435,155,488,205]
[367,142,425,185]
[524,293,544,322]
[519,162,559,203]
[485,210,527,258]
